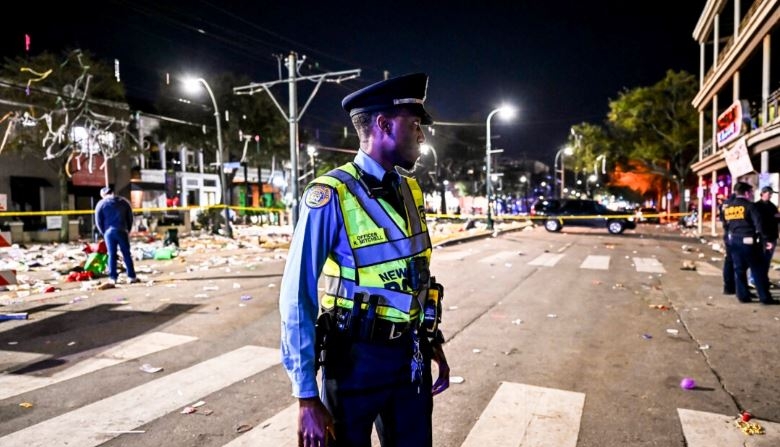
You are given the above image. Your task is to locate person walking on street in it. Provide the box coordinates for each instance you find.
[751,186,780,287]
[94,186,139,285]
[279,73,450,447]
[722,182,779,304]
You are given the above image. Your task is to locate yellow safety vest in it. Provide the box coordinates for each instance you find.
[311,163,432,324]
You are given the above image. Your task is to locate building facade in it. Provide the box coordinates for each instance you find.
[691,0,780,234]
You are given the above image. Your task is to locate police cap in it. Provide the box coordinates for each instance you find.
[761,186,775,194]
[341,73,433,125]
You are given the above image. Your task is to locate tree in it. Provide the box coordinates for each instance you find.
[0,49,137,240]
[606,70,698,211]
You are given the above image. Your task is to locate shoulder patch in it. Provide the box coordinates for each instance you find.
[305,185,332,208]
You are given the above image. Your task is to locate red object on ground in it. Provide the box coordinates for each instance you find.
[741,411,753,422]
[43,286,57,293]
[83,240,108,255]
[66,271,94,282]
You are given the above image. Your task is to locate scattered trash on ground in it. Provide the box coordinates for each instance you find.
[139,363,163,373]
[679,377,696,389]
[450,376,465,384]
[19,402,33,409]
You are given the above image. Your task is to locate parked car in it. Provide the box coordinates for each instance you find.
[635,207,661,224]
[543,199,637,234]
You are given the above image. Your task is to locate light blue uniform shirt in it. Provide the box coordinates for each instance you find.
[279,150,389,398]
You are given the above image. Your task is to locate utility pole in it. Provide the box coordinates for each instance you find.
[234,52,360,227]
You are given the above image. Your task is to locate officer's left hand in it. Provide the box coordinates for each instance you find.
[430,343,450,396]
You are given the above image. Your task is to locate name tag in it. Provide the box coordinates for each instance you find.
[351,228,387,247]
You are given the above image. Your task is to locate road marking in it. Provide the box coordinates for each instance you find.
[580,255,610,270]
[0,331,197,400]
[678,408,780,445]
[437,249,478,262]
[223,403,298,446]
[694,261,721,276]
[478,250,519,264]
[528,253,565,267]
[461,382,585,447]
[0,345,279,447]
[633,257,666,273]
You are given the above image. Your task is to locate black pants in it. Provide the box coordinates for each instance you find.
[322,337,433,447]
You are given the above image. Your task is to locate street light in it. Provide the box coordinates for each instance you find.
[554,146,574,199]
[486,105,517,230]
[306,144,318,180]
[520,175,528,213]
[183,76,232,238]
[421,144,446,215]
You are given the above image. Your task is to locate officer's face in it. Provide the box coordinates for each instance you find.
[387,112,425,170]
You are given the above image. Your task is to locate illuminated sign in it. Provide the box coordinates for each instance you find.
[70,154,111,187]
[716,100,745,147]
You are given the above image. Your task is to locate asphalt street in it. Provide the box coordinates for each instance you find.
[0,222,778,446]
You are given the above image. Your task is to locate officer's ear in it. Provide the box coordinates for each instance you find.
[376,114,392,135]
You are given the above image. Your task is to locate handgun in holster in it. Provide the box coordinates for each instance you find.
[314,312,333,371]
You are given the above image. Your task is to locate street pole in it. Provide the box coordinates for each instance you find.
[485,106,517,230]
[486,110,496,230]
[199,78,232,239]
[233,53,360,228]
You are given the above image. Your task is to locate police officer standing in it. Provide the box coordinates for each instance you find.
[279,73,450,447]
[719,193,736,295]
[751,186,780,287]
[722,182,779,304]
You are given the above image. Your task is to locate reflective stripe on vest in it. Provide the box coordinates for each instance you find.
[310,163,432,323]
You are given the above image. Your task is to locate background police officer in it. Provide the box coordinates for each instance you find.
[279,73,450,447]
[723,182,779,304]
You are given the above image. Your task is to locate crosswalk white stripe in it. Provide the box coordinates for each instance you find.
[528,253,565,267]
[223,403,298,446]
[0,331,197,400]
[580,255,610,270]
[678,408,780,445]
[633,257,666,273]
[461,382,585,447]
[478,251,518,264]
[0,345,279,447]
[694,261,721,276]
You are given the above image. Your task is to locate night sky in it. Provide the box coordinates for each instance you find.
[2,0,705,166]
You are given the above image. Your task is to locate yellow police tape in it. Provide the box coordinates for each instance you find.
[0,205,285,217]
[0,208,692,222]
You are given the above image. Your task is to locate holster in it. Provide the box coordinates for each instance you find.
[314,312,333,371]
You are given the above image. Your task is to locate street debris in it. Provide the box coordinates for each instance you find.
[649,304,669,311]
[642,334,653,340]
[450,376,465,384]
[19,402,33,408]
[511,319,523,325]
[236,424,253,433]
[666,329,679,335]
[680,260,697,271]
[679,377,696,390]
[0,312,28,320]
[735,419,765,435]
[139,363,163,373]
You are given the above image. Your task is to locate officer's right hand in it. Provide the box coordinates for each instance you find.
[298,397,335,447]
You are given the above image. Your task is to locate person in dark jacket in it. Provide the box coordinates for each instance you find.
[751,186,780,287]
[719,193,736,295]
[94,186,138,285]
[723,182,778,304]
